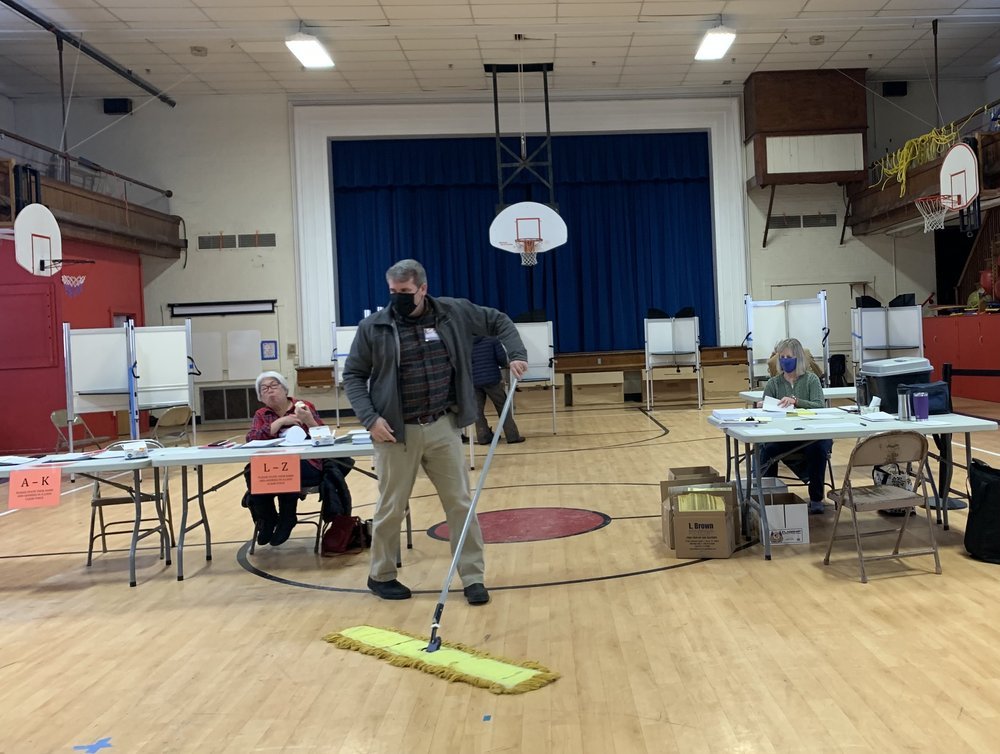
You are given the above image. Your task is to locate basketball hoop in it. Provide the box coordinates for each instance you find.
[61,274,87,297]
[914,195,954,233]
[518,238,539,266]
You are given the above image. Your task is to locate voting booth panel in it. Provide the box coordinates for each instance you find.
[745,292,830,386]
[514,322,557,434]
[644,317,702,409]
[63,321,195,448]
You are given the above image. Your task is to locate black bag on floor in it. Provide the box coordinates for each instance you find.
[966,459,1000,564]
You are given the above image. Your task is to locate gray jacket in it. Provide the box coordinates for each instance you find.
[343,295,527,442]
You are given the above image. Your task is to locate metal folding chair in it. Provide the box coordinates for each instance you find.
[823,430,941,583]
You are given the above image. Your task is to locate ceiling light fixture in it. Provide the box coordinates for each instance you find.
[695,21,736,61]
[285,32,334,69]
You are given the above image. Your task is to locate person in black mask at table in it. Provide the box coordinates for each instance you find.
[343,259,528,605]
[758,337,831,515]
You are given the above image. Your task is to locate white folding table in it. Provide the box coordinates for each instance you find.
[708,412,998,559]
[1,452,167,587]
[147,442,375,580]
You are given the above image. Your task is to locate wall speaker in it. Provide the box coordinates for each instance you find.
[103,98,133,114]
[881,81,908,98]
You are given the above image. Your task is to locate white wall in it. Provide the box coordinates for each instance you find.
[12,94,302,409]
[746,183,935,363]
[868,78,987,160]
[8,81,952,408]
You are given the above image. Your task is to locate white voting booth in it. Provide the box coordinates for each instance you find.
[850,306,923,367]
[63,320,197,450]
[514,321,557,434]
[331,324,358,427]
[745,292,830,386]
[643,317,702,409]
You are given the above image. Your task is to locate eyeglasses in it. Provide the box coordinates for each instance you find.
[259,382,283,393]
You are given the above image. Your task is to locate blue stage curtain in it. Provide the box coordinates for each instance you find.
[331,132,715,350]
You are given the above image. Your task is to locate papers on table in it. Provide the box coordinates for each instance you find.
[861,411,897,422]
[202,439,238,449]
[791,408,849,419]
[0,455,37,466]
[243,439,284,448]
[39,453,95,463]
[761,395,785,413]
[345,429,372,445]
[710,409,772,425]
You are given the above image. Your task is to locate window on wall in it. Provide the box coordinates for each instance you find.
[331,132,716,351]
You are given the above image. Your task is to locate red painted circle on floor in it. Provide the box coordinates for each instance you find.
[427,507,611,544]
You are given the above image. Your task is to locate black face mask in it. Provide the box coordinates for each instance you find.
[390,292,418,318]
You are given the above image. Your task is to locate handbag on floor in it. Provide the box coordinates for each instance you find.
[321,515,367,556]
[966,459,1000,564]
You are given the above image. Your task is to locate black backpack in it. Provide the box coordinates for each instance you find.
[966,459,1000,564]
[320,458,355,521]
[828,354,848,387]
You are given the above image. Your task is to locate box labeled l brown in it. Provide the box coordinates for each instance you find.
[668,483,737,558]
[661,468,723,548]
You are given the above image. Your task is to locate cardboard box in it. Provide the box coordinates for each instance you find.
[666,482,738,558]
[668,465,720,481]
[660,468,723,548]
[749,491,809,546]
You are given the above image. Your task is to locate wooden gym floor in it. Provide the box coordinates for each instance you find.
[2,385,999,753]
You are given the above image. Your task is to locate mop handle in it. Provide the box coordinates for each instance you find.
[427,376,519,646]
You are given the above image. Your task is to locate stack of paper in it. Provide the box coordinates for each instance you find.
[0,455,37,466]
[345,429,371,445]
[243,438,284,448]
[710,409,772,425]
[761,395,787,414]
[862,411,897,422]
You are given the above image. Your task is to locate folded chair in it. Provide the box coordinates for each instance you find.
[151,405,193,447]
[823,430,941,583]
[51,409,110,452]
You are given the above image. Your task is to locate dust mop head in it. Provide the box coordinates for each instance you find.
[324,625,559,695]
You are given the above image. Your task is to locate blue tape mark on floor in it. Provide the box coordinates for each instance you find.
[73,737,112,752]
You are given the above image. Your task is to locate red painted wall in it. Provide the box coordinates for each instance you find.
[0,237,145,454]
[923,313,1000,401]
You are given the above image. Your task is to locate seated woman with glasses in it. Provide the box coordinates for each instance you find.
[759,338,831,515]
[243,371,323,546]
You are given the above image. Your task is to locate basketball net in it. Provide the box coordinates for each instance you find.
[61,274,87,297]
[518,239,538,266]
[914,195,953,233]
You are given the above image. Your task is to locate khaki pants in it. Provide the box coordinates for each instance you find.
[370,414,485,586]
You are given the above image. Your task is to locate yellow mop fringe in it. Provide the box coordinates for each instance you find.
[324,625,559,695]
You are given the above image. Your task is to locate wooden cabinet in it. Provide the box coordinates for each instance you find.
[703,365,750,402]
[700,346,747,367]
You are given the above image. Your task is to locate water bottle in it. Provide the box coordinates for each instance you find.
[896,387,911,421]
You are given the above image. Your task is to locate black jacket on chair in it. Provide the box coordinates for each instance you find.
[320,458,355,521]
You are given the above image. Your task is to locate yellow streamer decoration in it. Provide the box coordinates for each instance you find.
[872,123,957,197]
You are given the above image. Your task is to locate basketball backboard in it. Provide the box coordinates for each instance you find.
[489,201,567,266]
[14,203,62,277]
[940,143,979,210]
